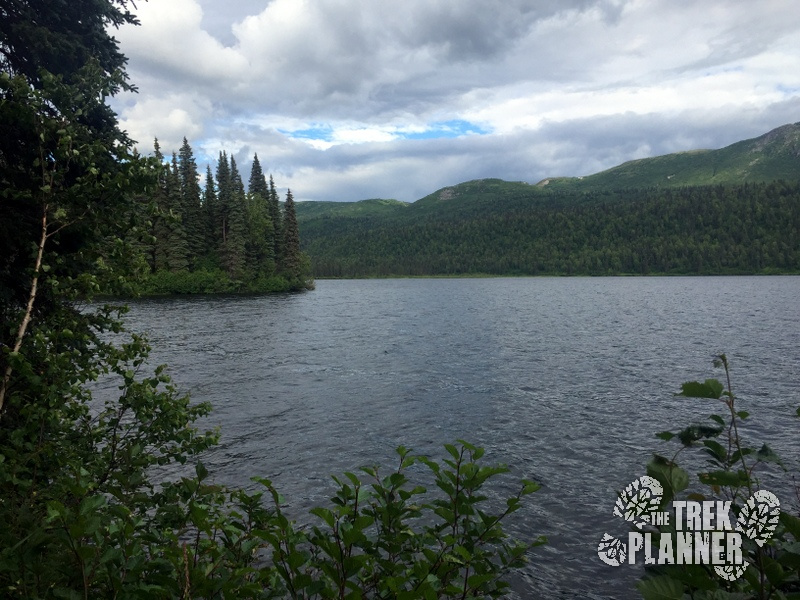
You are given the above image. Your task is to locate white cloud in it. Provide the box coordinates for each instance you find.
[110,0,800,203]
[116,0,248,85]
[118,94,211,152]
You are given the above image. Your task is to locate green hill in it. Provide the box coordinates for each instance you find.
[538,122,800,191]
[294,198,409,219]
[296,124,800,278]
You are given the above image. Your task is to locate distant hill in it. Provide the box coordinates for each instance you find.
[536,122,800,192]
[296,124,800,278]
[294,198,409,219]
[296,123,800,218]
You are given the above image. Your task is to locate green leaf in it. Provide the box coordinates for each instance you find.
[780,513,800,540]
[698,470,749,488]
[467,573,495,588]
[756,444,784,467]
[344,472,361,487]
[521,479,541,495]
[677,424,723,446]
[764,555,787,586]
[702,439,727,462]
[444,444,460,460]
[79,494,106,516]
[636,575,684,600]
[647,456,690,499]
[677,379,724,399]
[310,507,336,528]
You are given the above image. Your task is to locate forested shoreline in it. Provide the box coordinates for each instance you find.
[127,139,312,295]
[299,181,800,278]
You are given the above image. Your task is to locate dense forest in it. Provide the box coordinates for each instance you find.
[131,139,312,294]
[298,180,800,277]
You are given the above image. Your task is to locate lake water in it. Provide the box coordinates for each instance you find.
[104,277,800,598]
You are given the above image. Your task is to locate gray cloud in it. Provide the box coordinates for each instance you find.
[111,0,800,203]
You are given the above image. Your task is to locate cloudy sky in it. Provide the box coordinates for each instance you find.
[111,0,800,202]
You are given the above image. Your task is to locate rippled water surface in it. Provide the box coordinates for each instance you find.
[106,277,800,598]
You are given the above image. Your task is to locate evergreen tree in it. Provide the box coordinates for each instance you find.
[248,154,269,199]
[165,152,190,272]
[230,156,245,200]
[132,139,312,288]
[203,165,218,262]
[178,137,205,265]
[215,151,231,246]
[151,139,171,272]
[218,155,246,276]
[245,154,275,275]
[281,189,302,281]
[268,174,283,261]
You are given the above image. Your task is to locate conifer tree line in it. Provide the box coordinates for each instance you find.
[138,137,310,292]
[299,181,800,277]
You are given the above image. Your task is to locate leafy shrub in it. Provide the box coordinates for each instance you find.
[636,355,800,600]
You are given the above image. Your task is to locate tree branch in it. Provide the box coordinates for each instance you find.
[0,203,49,418]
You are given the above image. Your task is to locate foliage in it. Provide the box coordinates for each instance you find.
[636,355,800,600]
[297,181,800,277]
[0,305,219,598]
[134,144,313,293]
[0,67,158,405]
[0,0,140,138]
[133,269,298,295]
[144,441,542,600]
[279,189,307,285]
[1,357,541,599]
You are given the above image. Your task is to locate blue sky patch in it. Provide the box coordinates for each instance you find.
[282,125,335,141]
[279,120,491,145]
[400,120,491,140]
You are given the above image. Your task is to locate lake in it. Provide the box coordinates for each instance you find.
[102,276,800,598]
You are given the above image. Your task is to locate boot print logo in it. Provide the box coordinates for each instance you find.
[597,476,780,581]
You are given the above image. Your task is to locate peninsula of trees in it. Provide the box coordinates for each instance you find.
[133,139,311,294]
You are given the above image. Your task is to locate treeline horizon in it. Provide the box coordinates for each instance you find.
[299,181,800,278]
[132,138,311,294]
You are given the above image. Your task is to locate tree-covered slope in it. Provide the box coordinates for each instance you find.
[539,122,800,192]
[296,198,409,219]
[296,124,800,278]
[300,182,800,277]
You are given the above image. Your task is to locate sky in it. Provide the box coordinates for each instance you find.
[110,0,800,203]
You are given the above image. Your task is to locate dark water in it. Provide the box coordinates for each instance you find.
[101,277,800,598]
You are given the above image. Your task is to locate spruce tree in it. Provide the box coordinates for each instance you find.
[281,189,302,281]
[178,138,205,265]
[151,139,171,272]
[245,155,275,275]
[165,153,190,272]
[268,174,283,261]
[218,155,246,276]
[248,154,269,199]
[215,151,231,246]
[230,156,245,200]
[203,165,218,262]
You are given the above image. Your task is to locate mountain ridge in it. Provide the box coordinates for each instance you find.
[295,123,800,278]
[537,121,800,192]
[296,122,800,217]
